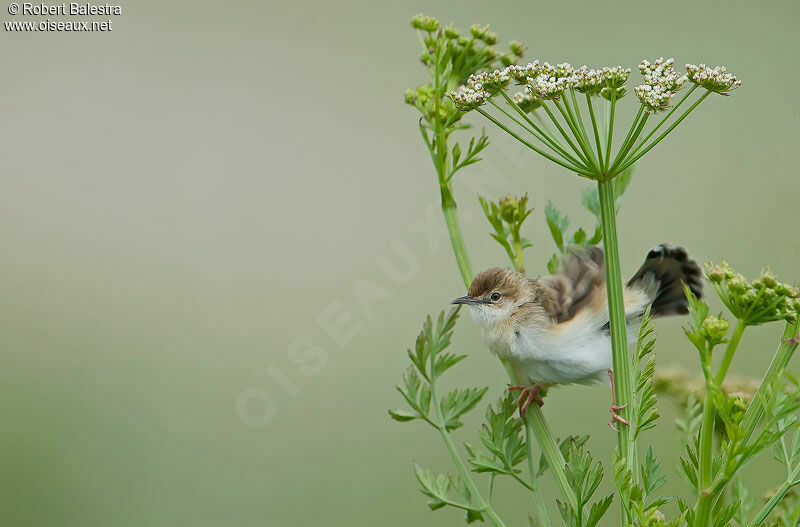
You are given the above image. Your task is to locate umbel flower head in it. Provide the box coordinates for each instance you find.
[573,66,603,95]
[447,84,489,111]
[599,65,631,100]
[685,63,742,94]
[705,262,800,325]
[635,57,687,113]
[468,69,510,95]
[526,61,574,100]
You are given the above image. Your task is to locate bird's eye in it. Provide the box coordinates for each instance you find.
[490,292,501,302]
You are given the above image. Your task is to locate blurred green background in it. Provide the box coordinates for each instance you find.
[1,0,799,525]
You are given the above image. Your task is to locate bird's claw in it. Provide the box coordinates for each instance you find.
[608,406,631,431]
[508,384,544,417]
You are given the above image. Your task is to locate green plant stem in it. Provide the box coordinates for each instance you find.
[741,318,800,443]
[695,388,716,524]
[608,107,647,176]
[513,235,525,274]
[715,319,746,384]
[586,94,605,170]
[747,469,800,527]
[597,180,636,474]
[616,90,711,174]
[555,98,599,173]
[526,405,580,512]
[441,186,473,290]
[476,108,594,177]
[430,384,508,527]
[696,322,746,525]
[603,93,616,174]
[539,102,591,167]
[526,422,552,527]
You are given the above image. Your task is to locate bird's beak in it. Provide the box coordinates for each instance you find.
[451,295,481,305]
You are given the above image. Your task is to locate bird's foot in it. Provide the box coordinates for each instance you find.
[608,404,630,432]
[607,369,630,431]
[508,384,545,417]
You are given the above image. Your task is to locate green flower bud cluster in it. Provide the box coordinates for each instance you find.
[723,391,748,426]
[705,261,799,326]
[479,193,533,273]
[701,314,730,346]
[599,65,631,101]
[410,14,440,32]
[406,14,525,121]
[469,23,498,45]
[686,63,741,94]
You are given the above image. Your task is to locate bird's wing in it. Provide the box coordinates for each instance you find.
[538,246,606,323]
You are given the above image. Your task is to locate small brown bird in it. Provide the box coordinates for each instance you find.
[452,243,702,429]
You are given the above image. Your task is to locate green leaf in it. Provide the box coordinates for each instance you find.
[586,495,613,527]
[545,200,569,252]
[388,408,417,422]
[441,386,489,430]
[581,187,601,218]
[571,227,586,245]
[587,225,602,244]
[641,447,666,501]
[547,253,560,275]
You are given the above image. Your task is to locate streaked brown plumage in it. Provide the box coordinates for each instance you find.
[453,243,702,425]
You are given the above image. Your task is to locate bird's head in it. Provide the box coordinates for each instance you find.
[452,268,530,327]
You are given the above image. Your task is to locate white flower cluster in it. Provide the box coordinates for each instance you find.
[635,57,687,112]
[685,63,741,94]
[447,84,490,111]
[506,61,540,83]
[525,61,573,100]
[574,66,603,94]
[468,68,510,94]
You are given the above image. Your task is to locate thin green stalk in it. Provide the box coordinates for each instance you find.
[617,90,711,174]
[526,422,552,527]
[698,319,799,524]
[526,405,580,512]
[496,91,585,168]
[741,318,800,442]
[603,92,616,174]
[441,191,473,290]
[430,384,508,527]
[715,319,746,384]
[695,388,716,524]
[513,236,525,274]
[534,112,562,146]
[570,89,593,151]
[586,94,605,170]
[597,180,637,474]
[609,113,648,177]
[626,85,698,161]
[540,101,592,167]
[696,321,746,525]
[489,99,582,168]
[607,107,647,177]
[476,107,594,177]
[555,98,599,173]
[747,471,800,527]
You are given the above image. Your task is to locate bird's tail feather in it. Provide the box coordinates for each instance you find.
[627,243,703,316]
